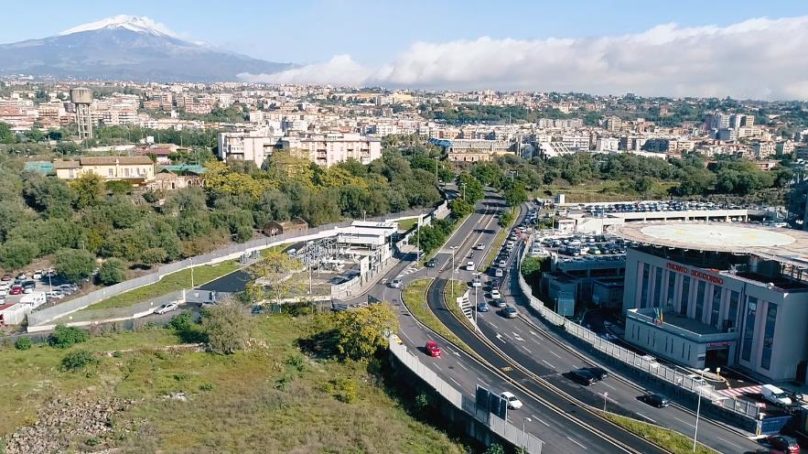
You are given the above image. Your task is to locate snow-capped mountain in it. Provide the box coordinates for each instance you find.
[0,15,292,82]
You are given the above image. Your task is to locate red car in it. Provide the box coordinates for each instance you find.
[425,340,441,357]
[9,286,22,295]
[766,435,800,454]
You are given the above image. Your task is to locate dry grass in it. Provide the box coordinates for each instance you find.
[0,315,466,453]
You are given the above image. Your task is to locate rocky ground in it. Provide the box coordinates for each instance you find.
[5,396,135,453]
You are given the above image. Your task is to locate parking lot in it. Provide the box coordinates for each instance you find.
[0,269,80,308]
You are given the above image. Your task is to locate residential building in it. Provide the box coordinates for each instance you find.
[217,127,281,168]
[54,156,155,183]
[279,133,381,167]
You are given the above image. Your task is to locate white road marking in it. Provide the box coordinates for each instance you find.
[495,333,506,343]
[716,436,735,447]
[456,362,469,371]
[522,345,533,354]
[449,377,462,387]
[479,380,491,388]
[542,359,556,369]
[532,415,550,427]
[433,364,443,372]
[674,416,695,428]
[566,436,587,449]
[636,413,656,423]
[399,330,414,344]
[512,332,525,342]
[548,350,562,359]
[602,382,617,391]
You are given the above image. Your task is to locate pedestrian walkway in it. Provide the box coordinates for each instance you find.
[717,384,761,399]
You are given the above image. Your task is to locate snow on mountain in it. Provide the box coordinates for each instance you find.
[59,15,178,38]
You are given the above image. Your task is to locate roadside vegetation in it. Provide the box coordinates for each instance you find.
[444,279,476,331]
[600,412,717,454]
[401,279,470,351]
[0,305,468,453]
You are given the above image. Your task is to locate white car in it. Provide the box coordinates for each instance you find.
[389,278,403,289]
[46,290,64,300]
[498,260,507,268]
[154,302,180,315]
[501,391,523,409]
[471,276,482,288]
[466,261,475,271]
[474,243,485,250]
[491,289,501,299]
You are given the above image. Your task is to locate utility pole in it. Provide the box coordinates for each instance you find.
[692,368,709,452]
[416,220,421,262]
[450,246,458,296]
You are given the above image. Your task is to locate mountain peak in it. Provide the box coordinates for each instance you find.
[59,15,178,38]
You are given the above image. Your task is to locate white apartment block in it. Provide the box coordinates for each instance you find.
[751,141,776,160]
[217,127,281,168]
[280,133,381,167]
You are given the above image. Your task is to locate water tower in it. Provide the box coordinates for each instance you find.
[70,87,93,140]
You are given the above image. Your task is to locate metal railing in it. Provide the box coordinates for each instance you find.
[389,339,543,453]
[515,236,761,419]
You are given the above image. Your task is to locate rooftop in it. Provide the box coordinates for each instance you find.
[612,222,808,268]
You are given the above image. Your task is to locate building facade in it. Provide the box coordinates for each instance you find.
[54,156,155,183]
[280,133,381,167]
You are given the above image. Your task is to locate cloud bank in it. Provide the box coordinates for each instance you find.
[239,16,808,99]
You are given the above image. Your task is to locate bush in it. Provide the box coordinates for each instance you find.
[200,301,253,354]
[61,349,98,371]
[97,258,126,285]
[168,312,194,332]
[14,337,32,350]
[333,378,358,404]
[48,325,89,348]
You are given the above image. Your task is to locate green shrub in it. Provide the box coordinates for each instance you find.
[14,337,32,350]
[199,383,214,391]
[48,325,89,348]
[333,378,358,404]
[61,350,98,371]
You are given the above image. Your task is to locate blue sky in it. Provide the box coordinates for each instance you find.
[2,0,806,64]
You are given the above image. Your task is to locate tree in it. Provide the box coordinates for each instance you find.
[48,325,89,348]
[61,350,98,371]
[54,248,96,283]
[0,239,39,270]
[503,182,528,207]
[97,258,126,285]
[70,173,105,209]
[0,122,14,144]
[201,300,254,354]
[332,303,399,360]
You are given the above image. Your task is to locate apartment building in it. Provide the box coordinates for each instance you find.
[54,156,155,183]
[279,133,381,167]
[217,127,282,168]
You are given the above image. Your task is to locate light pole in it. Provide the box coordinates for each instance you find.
[461,182,467,201]
[603,391,608,411]
[450,246,459,296]
[416,219,421,262]
[522,416,532,450]
[692,367,709,452]
[474,278,479,330]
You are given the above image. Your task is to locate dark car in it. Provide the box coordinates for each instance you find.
[569,368,596,386]
[21,280,36,290]
[641,393,670,408]
[766,435,800,454]
[489,279,500,288]
[426,259,437,268]
[502,305,519,318]
[477,302,490,312]
[585,367,608,381]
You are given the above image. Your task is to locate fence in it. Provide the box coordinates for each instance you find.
[389,338,543,453]
[515,236,761,420]
[28,208,432,328]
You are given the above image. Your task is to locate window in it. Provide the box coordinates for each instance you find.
[741,297,758,362]
[666,271,677,308]
[640,263,650,308]
[695,280,706,322]
[680,276,691,316]
[727,291,739,329]
[653,267,663,307]
[108,168,114,176]
[709,286,722,327]
[760,303,777,370]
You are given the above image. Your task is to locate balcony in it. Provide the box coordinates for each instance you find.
[627,308,737,344]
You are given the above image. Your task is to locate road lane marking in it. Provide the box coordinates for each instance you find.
[479,380,491,388]
[532,415,550,427]
[602,382,617,391]
[456,362,468,371]
[495,333,506,343]
[449,377,462,387]
[548,350,562,359]
[566,436,587,449]
[399,330,414,344]
[674,416,695,427]
[522,345,533,354]
[542,359,556,369]
[433,364,443,372]
[636,413,656,423]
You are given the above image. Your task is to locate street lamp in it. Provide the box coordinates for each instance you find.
[450,246,459,296]
[461,182,467,201]
[692,367,709,452]
[522,417,532,451]
[603,391,609,411]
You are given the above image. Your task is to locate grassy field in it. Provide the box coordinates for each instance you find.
[600,412,717,454]
[0,315,466,453]
[444,279,476,331]
[84,261,241,312]
[397,217,419,232]
[401,279,471,351]
[539,181,678,203]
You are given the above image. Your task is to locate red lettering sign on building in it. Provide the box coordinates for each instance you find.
[665,262,724,286]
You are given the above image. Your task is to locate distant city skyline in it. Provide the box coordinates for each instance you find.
[2,1,808,98]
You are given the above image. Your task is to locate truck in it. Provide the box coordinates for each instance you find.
[20,291,46,309]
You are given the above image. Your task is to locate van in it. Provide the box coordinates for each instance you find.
[762,384,792,407]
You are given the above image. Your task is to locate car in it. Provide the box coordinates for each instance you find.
[389,278,403,289]
[425,340,441,357]
[500,391,523,409]
[0,289,6,297]
[477,302,490,312]
[568,368,596,386]
[9,286,22,295]
[1,274,11,282]
[498,259,507,268]
[154,302,179,315]
[46,290,65,300]
[502,305,518,318]
[490,289,501,299]
[32,270,43,280]
[585,367,609,381]
[495,268,504,278]
[471,276,482,288]
[489,279,500,288]
[492,298,507,308]
[426,259,437,268]
[21,280,36,290]
[765,435,800,454]
[474,243,485,250]
[466,261,475,271]
[22,287,33,294]
[641,393,670,408]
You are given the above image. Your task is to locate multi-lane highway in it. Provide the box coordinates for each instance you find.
[348,191,761,453]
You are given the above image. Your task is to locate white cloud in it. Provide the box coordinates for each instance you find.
[240,16,808,99]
